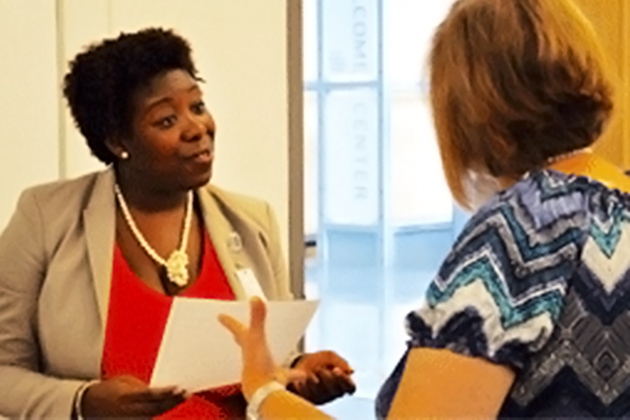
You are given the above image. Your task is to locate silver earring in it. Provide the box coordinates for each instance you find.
[120,151,129,160]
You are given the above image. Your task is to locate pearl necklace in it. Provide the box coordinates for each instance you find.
[521,147,593,180]
[114,184,193,287]
[547,147,593,165]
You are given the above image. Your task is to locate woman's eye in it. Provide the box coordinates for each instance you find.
[156,115,177,129]
[192,101,206,114]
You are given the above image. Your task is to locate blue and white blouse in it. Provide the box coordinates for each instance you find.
[376,170,630,418]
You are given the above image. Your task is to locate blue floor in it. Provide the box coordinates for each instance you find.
[301,216,469,418]
[303,261,436,419]
[319,394,376,419]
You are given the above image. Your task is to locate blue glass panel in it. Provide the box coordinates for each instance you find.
[386,0,456,87]
[303,0,318,82]
[302,1,468,418]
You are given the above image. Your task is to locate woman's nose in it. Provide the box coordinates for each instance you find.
[182,113,207,142]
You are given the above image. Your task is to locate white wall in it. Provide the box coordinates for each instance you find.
[61,0,111,178]
[0,1,59,226]
[1,0,291,255]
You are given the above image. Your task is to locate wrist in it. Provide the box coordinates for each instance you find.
[289,353,306,369]
[246,381,286,420]
[72,380,99,420]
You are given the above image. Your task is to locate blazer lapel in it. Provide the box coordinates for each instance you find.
[196,187,249,300]
[82,168,116,328]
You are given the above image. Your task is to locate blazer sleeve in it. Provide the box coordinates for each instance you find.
[261,202,309,368]
[263,202,293,301]
[0,189,85,419]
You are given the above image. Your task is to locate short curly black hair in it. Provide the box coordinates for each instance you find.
[63,28,199,164]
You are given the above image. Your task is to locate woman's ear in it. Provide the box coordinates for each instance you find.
[105,138,130,160]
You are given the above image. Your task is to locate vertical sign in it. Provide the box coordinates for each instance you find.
[324,90,379,225]
[322,0,378,82]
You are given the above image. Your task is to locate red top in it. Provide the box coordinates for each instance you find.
[102,231,245,419]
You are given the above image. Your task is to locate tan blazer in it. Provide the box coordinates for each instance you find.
[0,168,293,419]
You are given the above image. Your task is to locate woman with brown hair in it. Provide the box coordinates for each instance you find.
[220,0,630,418]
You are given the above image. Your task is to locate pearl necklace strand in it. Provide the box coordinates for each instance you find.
[114,184,193,287]
[547,147,593,165]
[521,147,593,181]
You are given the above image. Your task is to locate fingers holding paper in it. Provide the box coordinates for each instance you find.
[81,375,189,418]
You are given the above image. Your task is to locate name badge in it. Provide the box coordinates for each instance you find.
[236,268,267,301]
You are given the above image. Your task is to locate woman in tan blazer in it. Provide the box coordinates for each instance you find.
[0,28,354,419]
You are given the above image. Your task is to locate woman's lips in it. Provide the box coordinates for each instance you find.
[189,149,213,164]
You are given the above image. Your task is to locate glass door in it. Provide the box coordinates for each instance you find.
[302,1,464,417]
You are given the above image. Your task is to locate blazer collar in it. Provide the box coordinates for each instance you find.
[82,170,251,329]
[82,167,116,329]
[196,186,248,300]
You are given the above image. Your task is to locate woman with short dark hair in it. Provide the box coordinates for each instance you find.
[0,28,354,419]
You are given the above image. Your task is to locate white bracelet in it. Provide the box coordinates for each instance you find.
[246,381,286,420]
[73,380,99,420]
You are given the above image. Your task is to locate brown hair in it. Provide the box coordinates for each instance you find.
[429,0,614,208]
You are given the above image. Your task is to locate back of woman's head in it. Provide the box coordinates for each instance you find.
[63,28,198,164]
[430,0,613,208]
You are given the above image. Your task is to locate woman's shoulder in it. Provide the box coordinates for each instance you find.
[203,184,274,225]
[442,171,599,293]
[475,169,629,232]
[16,169,109,212]
[410,170,618,371]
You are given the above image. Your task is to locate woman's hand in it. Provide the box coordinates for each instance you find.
[81,375,188,418]
[218,297,285,401]
[287,351,356,405]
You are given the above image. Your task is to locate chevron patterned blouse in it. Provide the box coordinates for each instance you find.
[376,170,630,418]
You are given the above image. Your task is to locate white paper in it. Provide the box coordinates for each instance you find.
[150,298,319,392]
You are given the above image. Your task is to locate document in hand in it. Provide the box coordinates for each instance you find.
[150,298,319,392]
